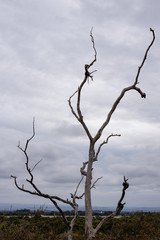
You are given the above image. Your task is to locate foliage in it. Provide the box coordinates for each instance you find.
[0,212,159,240]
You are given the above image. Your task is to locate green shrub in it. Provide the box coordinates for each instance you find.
[0,213,159,240]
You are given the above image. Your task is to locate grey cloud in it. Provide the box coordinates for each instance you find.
[54,121,85,138]
[0,171,10,180]
[0,0,160,207]
[110,163,159,179]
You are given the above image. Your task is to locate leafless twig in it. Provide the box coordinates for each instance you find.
[31,159,42,172]
[95,134,121,160]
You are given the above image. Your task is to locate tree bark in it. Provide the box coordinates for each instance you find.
[67,229,73,240]
[85,142,95,239]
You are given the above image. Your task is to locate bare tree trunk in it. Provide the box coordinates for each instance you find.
[67,205,79,240]
[67,229,73,240]
[85,143,95,239]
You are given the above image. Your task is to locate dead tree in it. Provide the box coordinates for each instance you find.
[68,28,155,240]
[12,28,155,240]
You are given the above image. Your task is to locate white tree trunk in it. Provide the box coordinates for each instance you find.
[67,229,73,240]
[85,144,95,239]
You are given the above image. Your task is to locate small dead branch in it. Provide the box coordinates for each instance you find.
[70,175,84,200]
[31,159,42,172]
[94,176,129,235]
[90,27,97,65]
[74,176,102,200]
[80,161,88,176]
[95,134,121,160]
[90,176,103,189]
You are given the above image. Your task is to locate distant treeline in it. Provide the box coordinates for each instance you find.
[0,208,137,217]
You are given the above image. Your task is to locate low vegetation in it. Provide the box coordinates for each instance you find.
[0,212,159,240]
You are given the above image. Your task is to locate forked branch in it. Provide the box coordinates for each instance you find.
[11,120,81,230]
[94,28,155,142]
[95,134,121,160]
[68,28,97,142]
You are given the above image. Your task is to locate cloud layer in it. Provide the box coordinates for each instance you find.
[0,0,160,208]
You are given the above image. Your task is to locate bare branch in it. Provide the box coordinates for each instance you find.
[89,27,97,68]
[70,175,84,200]
[94,28,155,142]
[85,28,97,82]
[90,176,103,189]
[94,176,129,235]
[80,161,88,176]
[17,119,36,183]
[74,176,84,198]
[49,198,70,229]
[11,168,72,229]
[68,204,79,236]
[30,159,42,172]
[134,28,155,86]
[68,90,79,122]
[115,176,129,215]
[24,117,35,152]
[68,86,93,141]
[12,120,80,231]
[95,134,121,160]
[68,29,98,142]
[75,176,102,200]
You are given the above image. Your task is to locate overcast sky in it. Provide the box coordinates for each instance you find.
[0,0,160,210]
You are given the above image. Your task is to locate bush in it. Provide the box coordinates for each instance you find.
[0,213,159,240]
